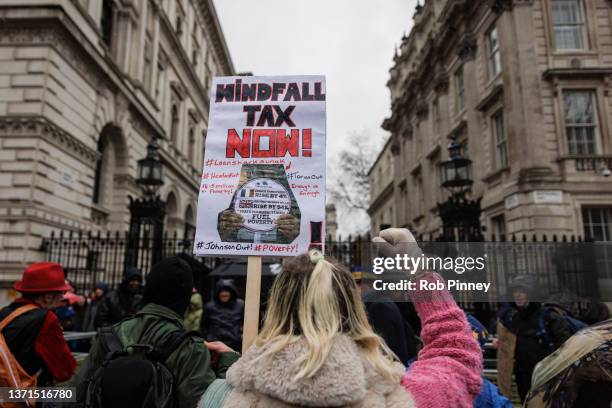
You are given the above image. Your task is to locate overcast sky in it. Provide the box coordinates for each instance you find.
[212,1,417,234]
[213,0,417,158]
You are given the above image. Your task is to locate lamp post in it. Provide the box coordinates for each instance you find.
[437,138,483,241]
[125,138,167,270]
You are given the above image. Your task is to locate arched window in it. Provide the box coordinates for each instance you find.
[165,192,179,234]
[92,134,115,208]
[92,138,106,204]
[184,205,195,240]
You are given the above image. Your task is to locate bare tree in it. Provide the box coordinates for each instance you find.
[328,131,385,234]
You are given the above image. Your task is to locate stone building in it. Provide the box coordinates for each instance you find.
[378,0,612,241]
[367,137,395,236]
[0,0,234,290]
[325,203,338,240]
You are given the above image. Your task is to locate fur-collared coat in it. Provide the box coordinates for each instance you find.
[198,273,484,408]
[223,335,414,407]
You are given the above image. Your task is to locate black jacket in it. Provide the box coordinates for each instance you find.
[362,291,418,364]
[95,269,143,328]
[201,279,244,350]
[500,302,573,401]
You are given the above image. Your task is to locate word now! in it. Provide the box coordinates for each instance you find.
[226,128,312,158]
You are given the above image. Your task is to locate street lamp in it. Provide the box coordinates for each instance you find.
[136,138,164,196]
[437,138,482,242]
[440,140,472,191]
[126,137,167,269]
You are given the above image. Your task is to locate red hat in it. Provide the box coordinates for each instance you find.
[13,262,72,293]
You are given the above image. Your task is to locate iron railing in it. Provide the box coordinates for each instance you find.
[41,230,608,311]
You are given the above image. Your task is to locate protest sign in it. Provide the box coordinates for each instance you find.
[194,75,327,257]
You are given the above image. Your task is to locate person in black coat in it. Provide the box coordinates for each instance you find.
[95,268,144,328]
[201,279,244,351]
[354,271,418,365]
[498,275,573,403]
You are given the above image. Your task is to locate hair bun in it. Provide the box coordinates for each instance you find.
[309,250,324,265]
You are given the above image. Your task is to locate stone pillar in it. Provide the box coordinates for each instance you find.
[505,2,548,173]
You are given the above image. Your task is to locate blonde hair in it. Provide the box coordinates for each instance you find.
[253,250,400,382]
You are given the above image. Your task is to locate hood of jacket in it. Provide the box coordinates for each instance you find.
[226,335,405,406]
[508,274,539,299]
[214,279,238,303]
[120,267,143,293]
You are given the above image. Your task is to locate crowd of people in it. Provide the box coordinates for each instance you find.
[0,228,610,408]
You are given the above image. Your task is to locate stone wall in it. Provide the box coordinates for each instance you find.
[380,0,612,240]
[0,0,234,294]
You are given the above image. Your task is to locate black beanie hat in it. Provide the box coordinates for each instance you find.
[143,256,194,316]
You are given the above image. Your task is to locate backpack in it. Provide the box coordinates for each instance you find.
[0,304,39,408]
[536,307,588,352]
[84,325,199,408]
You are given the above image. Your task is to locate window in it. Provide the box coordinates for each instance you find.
[432,99,440,135]
[92,138,106,204]
[487,26,501,77]
[492,111,508,169]
[582,207,612,241]
[175,0,185,37]
[203,50,212,95]
[188,122,195,164]
[415,174,424,217]
[201,128,207,166]
[155,56,165,100]
[170,102,180,144]
[101,0,114,48]
[563,90,598,155]
[455,66,465,113]
[92,134,115,209]
[429,156,442,203]
[191,21,200,66]
[552,0,586,50]
[492,214,507,241]
[143,3,155,92]
[143,40,153,92]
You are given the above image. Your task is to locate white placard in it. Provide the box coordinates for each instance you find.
[504,194,519,210]
[194,75,326,256]
[533,190,563,204]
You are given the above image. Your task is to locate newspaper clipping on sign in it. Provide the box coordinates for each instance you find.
[194,75,327,257]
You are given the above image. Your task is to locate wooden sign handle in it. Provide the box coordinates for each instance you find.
[242,256,262,353]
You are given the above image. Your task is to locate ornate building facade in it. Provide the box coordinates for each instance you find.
[0,0,234,288]
[377,0,612,241]
[368,137,395,236]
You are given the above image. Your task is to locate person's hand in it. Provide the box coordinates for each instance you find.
[491,338,499,350]
[219,210,244,233]
[275,214,299,240]
[373,228,418,246]
[205,341,235,364]
[205,341,235,354]
[373,228,424,279]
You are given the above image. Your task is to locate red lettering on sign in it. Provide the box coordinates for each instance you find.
[226,128,251,158]
[225,128,312,158]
